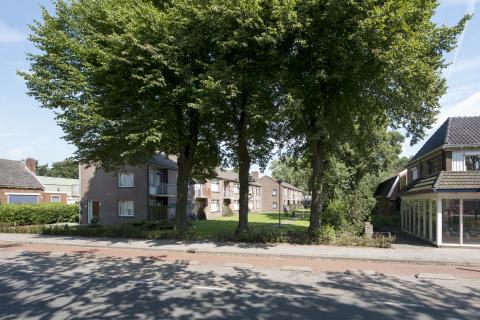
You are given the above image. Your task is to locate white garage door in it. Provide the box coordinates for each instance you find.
[8,195,39,204]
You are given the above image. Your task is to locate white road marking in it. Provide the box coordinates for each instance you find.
[373,301,424,307]
[195,286,229,292]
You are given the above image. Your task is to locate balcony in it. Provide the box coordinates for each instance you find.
[223,189,235,198]
[149,183,176,196]
[195,187,211,198]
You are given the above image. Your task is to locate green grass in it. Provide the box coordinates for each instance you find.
[189,210,310,239]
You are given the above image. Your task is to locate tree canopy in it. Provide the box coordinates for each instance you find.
[281,0,470,232]
[36,159,79,179]
[20,0,469,233]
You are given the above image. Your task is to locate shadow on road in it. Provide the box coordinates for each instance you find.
[0,252,478,319]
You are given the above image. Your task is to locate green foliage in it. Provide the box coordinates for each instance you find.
[0,203,79,225]
[35,159,79,179]
[121,220,175,231]
[270,157,311,194]
[371,213,402,230]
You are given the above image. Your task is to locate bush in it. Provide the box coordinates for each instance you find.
[0,203,79,225]
[121,220,175,231]
[371,213,401,230]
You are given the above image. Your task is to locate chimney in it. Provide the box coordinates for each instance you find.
[25,158,36,175]
[251,171,259,182]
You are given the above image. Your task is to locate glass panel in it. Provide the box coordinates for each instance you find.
[418,200,424,238]
[463,199,480,245]
[465,156,480,171]
[442,199,460,244]
[431,200,437,243]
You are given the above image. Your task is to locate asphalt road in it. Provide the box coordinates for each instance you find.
[0,251,479,319]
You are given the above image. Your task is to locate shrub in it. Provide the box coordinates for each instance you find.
[371,213,401,230]
[0,203,79,225]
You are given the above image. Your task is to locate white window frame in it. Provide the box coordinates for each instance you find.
[272,202,277,209]
[248,200,253,209]
[233,200,239,210]
[211,180,220,192]
[119,201,134,216]
[465,153,480,171]
[119,172,134,187]
[211,200,220,212]
[272,189,277,196]
[234,183,240,194]
[51,195,60,203]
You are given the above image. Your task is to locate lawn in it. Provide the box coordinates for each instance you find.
[189,209,311,239]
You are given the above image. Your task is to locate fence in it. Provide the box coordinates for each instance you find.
[150,206,168,221]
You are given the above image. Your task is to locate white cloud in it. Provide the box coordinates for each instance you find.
[0,20,25,43]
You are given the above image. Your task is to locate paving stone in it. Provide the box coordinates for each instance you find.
[281,266,312,272]
[186,248,198,254]
[127,257,154,263]
[223,263,253,269]
[174,260,199,265]
[345,269,380,276]
[415,273,456,280]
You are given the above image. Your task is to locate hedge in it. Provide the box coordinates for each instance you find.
[0,203,79,225]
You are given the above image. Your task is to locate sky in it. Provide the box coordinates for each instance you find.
[1,0,479,177]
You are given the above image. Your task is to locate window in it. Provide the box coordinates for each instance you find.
[119,172,134,187]
[234,200,239,210]
[211,200,220,212]
[411,167,418,181]
[211,180,220,192]
[272,189,277,196]
[119,201,134,216]
[272,202,277,209]
[234,183,240,194]
[429,160,438,174]
[256,200,260,208]
[465,155,480,171]
[248,200,253,209]
[187,200,191,214]
[51,195,60,203]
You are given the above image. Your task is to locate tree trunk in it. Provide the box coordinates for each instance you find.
[308,137,326,233]
[236,117,250,234]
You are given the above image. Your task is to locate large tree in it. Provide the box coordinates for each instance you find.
[282,0,470,232]
[205,0,293,233]
[35,159,79,179]
[19,0,221,232]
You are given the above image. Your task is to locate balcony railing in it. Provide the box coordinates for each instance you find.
[149,183,176,196]
[223,189,235,198]
[195,187,205,197]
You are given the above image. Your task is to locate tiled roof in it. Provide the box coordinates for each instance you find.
[374,176,397,199]
[0,159,44,189]
[148,153,178,169]
[214,168,262,186]
[260,175,303,193]
[215,168,239,182]
[398,171,480,196]
[36,176,79,193]
[409,116,480,164]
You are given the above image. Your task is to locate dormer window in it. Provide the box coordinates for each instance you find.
[429,160,438,174]
[411,167,418,181]
[465,155,480,171]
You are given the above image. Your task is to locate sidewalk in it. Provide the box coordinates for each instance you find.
[0,232,479,266]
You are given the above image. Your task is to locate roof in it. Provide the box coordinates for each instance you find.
[398,171,480,196]
[374,170,407,199]
[36,176,79,193]
[409,116,480,164]
[148,153,178,169]
[214,169,262,187]
[260,175,303,193]
[0,159,44,189]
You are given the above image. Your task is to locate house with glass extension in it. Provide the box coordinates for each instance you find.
[398,116,480,247]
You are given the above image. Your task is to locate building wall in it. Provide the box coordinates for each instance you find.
[80,165,149,225]
[451,149,480,171]
[259,177,283,212]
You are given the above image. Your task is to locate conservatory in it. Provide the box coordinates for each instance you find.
[398,171,480,247]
